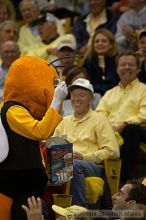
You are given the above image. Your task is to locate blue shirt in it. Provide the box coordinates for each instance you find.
[0,64,8,102]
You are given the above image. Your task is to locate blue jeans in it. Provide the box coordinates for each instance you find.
[71,159,104,207]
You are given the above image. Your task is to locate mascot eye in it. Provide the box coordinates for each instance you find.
[53,77,60,88]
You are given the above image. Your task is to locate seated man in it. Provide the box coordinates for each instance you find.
[96,51,146,183]
[23,11,76,65]
[53,78,119,208]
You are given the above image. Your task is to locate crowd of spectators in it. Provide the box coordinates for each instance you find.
[1,0,146,98]
[0,0,146,219]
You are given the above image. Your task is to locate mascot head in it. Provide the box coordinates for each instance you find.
[3,56,58,120]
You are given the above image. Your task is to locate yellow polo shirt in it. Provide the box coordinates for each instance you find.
[96,79,146,127]
[53,109,119,163]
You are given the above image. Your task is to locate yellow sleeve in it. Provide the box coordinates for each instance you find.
[125,92,146,124]
[6,105,62,140]
[0,102,3,111]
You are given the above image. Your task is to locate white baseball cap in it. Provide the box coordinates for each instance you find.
[68,78,94,94]
[58,38,77,51]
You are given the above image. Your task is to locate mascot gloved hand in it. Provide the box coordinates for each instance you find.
[0,56,68,220]
[51,81,68,112]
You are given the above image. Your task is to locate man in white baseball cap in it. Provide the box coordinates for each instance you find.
[68,78,94,94]
[58,38,77,51]
[57,37,77,76]
[53,78,119,208]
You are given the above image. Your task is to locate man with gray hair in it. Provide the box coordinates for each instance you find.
[18,0,41,55]
[53,78,119,208]
[0,40,20,103]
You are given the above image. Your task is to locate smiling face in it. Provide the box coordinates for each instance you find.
[70,88,93,118]
[117,55,139,87]
[94,33,112,55]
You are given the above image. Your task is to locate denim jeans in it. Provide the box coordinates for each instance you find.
[71,159,104,207]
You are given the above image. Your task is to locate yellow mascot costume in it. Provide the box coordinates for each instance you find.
[0,56,67,220]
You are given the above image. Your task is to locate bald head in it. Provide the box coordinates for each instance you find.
[0,40,20,68]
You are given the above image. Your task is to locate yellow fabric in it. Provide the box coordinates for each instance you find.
[98,55,105,71]
[86,9,107,47]
[0,193,13,220]
[56,18,65,35]
[18,24,41,56]
[53,110,119,163]
[85,177,104,204]
[24,34,76,62]
[0,101,3,111]
[6,105,62,140]
[18,21,65,56]
[86,9,107,38]
[96,79,146,127]
[115,131,124,147]
[52,204,87,220]
[142,177,146,186]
